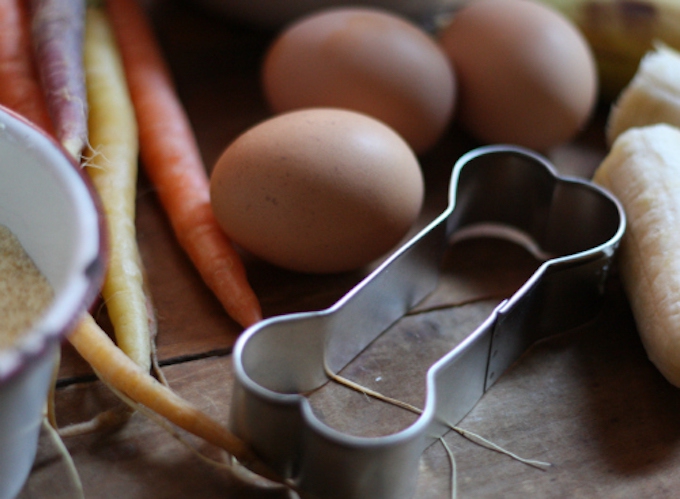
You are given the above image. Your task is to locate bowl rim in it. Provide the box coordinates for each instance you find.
[0,104,107,384]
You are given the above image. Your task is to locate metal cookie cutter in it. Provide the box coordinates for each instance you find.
[230,145,625,499]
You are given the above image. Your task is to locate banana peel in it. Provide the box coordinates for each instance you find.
[544,0,680,101]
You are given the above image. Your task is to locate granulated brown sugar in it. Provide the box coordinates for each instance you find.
[0,224,53,350]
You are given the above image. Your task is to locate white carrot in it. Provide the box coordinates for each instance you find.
[67,315,285,485]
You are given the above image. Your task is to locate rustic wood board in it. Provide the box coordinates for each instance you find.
[19,0,680,497]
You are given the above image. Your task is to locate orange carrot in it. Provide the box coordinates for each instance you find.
[105,0,262,328]
[0,0,54,133]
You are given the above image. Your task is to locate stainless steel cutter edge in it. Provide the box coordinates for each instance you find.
[229,145,626,499]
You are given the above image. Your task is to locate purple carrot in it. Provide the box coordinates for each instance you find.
[30,0,88,160]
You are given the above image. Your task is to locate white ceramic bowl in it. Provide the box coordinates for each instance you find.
[0,106,105,499]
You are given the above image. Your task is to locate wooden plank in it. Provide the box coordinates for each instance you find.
[417,280,680,499]
[21,280,680,498]
[20,0,680,497]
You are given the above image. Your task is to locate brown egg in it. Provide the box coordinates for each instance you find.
[438,0,598,151]
[209,108,424,274]
[261,7,456,154]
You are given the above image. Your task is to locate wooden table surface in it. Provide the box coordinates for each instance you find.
[18,1,680,497]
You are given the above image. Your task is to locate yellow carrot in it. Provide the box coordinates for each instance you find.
[82,6,151,371]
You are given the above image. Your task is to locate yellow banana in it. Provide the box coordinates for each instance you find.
[542,0,680,101]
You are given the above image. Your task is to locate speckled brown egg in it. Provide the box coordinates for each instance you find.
[209,108,424,273]
[261,7,457,154]
[438,0,598,152]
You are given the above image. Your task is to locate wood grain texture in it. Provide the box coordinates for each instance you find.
[19,0,680,497]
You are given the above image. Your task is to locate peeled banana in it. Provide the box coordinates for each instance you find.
[592,39,680,388]
[606,43,680,144]
[594,124,680,388]
[540,0,680,100]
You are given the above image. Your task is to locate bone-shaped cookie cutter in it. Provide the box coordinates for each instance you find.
[229,145,625,499]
